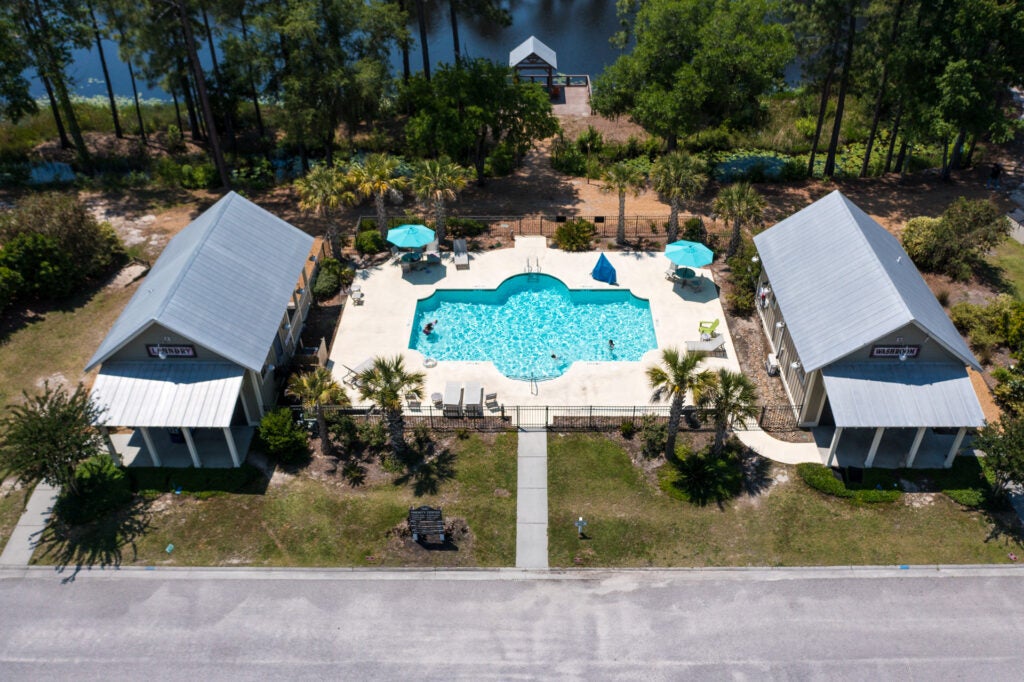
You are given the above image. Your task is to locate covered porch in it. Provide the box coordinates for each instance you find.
[815,361,983,469]
[109,426,256,468]
[91,361,254,468]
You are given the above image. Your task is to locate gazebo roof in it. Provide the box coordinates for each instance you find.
[509,36,557,70]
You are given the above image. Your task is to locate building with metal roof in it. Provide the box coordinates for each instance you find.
[509,36,557,90]
[753,190,985,468]
[88,192,321,468]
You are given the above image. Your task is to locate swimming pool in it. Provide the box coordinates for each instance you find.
[409,273,657,380]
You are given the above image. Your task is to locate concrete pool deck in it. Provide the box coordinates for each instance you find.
[330,236,742,407]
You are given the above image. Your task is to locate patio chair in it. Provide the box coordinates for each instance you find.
[424,240,441,264]
[685,335,726,356]
[342,358,374,386]
[698,318,719,339]
[453,239,470,270]
[406,393,422,411]
[463,381,483,417]
[485,392,499,410]
[687,275,703,292]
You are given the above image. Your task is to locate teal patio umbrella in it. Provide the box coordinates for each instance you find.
[664,240,714,268]
[387,224,435,249]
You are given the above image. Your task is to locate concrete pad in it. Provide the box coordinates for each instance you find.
[515,523,548,569]
[330,238,741,408]
[516,456,548,489]
[516,487,548,525]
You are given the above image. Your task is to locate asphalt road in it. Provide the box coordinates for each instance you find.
[1,566,1023,680]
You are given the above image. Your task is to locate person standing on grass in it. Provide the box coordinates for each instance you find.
[987,163,1002,189]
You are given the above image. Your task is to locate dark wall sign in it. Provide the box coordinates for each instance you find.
[870,345,919,359]
[147,344,196,358]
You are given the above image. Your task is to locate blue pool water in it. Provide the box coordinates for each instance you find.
[409,274,658,380]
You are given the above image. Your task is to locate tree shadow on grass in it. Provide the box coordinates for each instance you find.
[33,497,150,584]
[393,435,457,497]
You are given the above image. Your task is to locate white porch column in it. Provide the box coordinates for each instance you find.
[140,427,162,467]
[826,427,844,466]
[905,427,927,468]
[944,427,967,468]
[99,426,121,466]
[864,427,885,468]
[248,372,265,418]
[182,427,202,468]
[239,391,254,425]
[223,427,242,468]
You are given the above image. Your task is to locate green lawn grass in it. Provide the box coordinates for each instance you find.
[989,238,1024,300]
[33,433,518,568]
[548,434,1021,567]
[0,482,34,553]
[0,282,139,407]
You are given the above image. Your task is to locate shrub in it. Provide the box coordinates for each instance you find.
[796,463,853,498]
[0,232,76,299]
[55,455,132,525]
[551,135,588,176]
[358,420,388,453]
[681,216,707,244]
[312,269,340,300]
[355,229,387,255]
[640,414,667,458]
[165,124,185,153]
[154,157,217,189]
[327,413,359,452]
[0,265,24,313]
[257,408,310,465]
[902,200,1010,281]
[553,218,596,252]
[484,141,515,177]
[446,217,488,238]
[619,420,636,439]
[658,443,741,505]
[725,239,759,317]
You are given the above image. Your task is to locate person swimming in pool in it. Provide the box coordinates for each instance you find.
[608,339,615,350]
[423,320,437,335]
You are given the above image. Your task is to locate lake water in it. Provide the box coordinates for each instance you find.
[31,1,628,101]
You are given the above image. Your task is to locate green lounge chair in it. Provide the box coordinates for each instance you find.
[698,319,719,338]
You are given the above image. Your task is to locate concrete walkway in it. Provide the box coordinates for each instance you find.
[0,483,58,566]
[515,429,548,569]
[736,427,821,465]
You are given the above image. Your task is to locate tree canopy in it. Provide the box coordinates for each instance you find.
[593,0,794,149]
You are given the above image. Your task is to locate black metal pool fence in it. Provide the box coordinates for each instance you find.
[358,214,709,242]
[301,403,803,433]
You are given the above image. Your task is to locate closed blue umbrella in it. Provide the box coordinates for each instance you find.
[664,240,714,268]
[387,224,435,249]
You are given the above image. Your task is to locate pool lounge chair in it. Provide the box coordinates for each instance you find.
[443,381,463,417]
[342,358,374,386]
[424,240,441,264]
[453,239,469,270]
[698,318,719,339]
[485,392,499,410]
[685,334,726,356]
[463,381,483,417]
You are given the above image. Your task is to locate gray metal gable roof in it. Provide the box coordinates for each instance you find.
[753,190,978,371]
[86,192,314,372]
[509,36,557,69]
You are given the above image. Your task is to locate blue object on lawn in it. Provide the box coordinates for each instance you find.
[166,544,174,554]
[591,253,617,285]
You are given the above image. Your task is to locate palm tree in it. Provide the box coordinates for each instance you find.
[356,355,425,458]
[646,347,715,459]
[287,367,349,457]
[713,182,765,260]
[295,163,355,253]
[650,152,708,243]
[696,369,760,456]
[601,162,646,245]
[348,153,407,237]
[410,157,470,244]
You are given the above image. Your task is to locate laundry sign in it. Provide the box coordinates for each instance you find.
[870,345,919,359]
[147,344,196,358]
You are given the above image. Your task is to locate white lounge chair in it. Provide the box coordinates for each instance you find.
[443,381,463,417]
[463,381,483,417]
[453,239,469,270]
[685,335,726,355]
[424,240,441,264]
[342,358,374,385]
